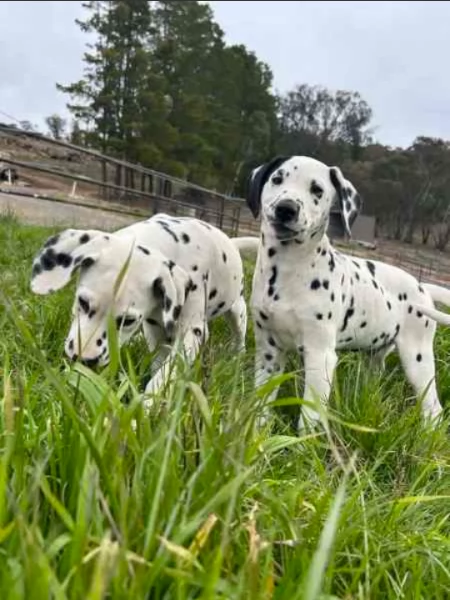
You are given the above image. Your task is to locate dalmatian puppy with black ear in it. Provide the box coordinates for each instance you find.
[30,213,258,403]
[246,155,450,431]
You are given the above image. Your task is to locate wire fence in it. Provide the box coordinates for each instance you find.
[0,123,449,287]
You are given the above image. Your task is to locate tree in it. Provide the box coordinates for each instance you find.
[45,114,67,140]
[276,84,373,161]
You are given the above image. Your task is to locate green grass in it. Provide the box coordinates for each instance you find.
[1,212,450,599]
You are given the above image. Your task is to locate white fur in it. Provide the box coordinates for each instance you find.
[30,213,258,405]
[246,155,449,430]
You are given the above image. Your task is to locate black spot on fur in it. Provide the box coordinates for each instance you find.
[32,262,42,277]
[260,311,268,321]
[261,233,265,247]
[192,265,198,271]
[316,313,323,320]
[355,272,360,281]
[352,261,361,269]
[157,220,179,243]
[102,331,107,339]
[321,249,327,257]
[408,305,413,314]
[153,277,165,301]
[418,285,424,294]
[317,247,322,254]
[173,305,182,320]
[146,318,159,326]
[328,312,332,320]
[311,279,321,290]
[68,339,74,351]
[425,320,429,328]
[417,310,423,318]
[78,296,90,314]
[416,353,422,362]
[81,257,95,270]
[274,294,280,301]
[372,280,378,290]
[264,353,273,362]
[41,248,57,270]
[96,338,102,347]
[44,234,60,248]
[372,337,379,345]
[340,308,355,332]
[193,327,202,337]
[328,252,336,272]
[182,233,190,244]
[323,280,330,290]
[256,321,262,329]
[268,247,276,258]
[268,336,276,347]
[222,252,227,263]
[164,296,172,311]
[366,261,376,277]
[138,245,150,255]
[331,292,335,302]
[387,301,392,310]
[88,310,96,319]
[208,289,217,300]
[80,233,90,244]
[360,321,367,328]
[269,266,278,287]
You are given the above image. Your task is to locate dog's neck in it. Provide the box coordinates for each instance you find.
[259,222,330,269]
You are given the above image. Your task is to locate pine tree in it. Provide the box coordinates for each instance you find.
[57,0,174,163]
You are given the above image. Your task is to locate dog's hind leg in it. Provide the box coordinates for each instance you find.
[369,344,395,374]
[225,295,247,352]
[396,333,443,423]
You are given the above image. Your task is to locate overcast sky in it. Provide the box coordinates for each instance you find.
[0,0,449,149]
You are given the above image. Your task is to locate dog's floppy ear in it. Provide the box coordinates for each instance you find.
[329,167,363,238]
[152,261,191,341]
[30,228,104,295]
[246,156,290,219]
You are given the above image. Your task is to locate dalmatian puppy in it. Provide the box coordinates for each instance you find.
[30,213,258,402]
[245,155,450,431]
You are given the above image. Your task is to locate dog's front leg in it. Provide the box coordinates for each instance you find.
[142,327,205,411]
[298,345,338,431]
[254,330,286,428]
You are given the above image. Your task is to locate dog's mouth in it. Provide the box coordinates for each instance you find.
[270,221,299,240]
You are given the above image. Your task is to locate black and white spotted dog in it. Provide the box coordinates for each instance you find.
[30,213,257,402]
[245,155,450,430]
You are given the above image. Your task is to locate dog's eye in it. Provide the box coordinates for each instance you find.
[310,182,323,198]
[78,296,90,314]
[271,173,283,185]
[116,315,137,328]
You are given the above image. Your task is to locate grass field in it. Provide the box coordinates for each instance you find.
[1,213,450,599]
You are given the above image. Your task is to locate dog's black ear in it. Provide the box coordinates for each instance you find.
[246,156,290,219]
[329,167,363,238]
[152,261,190,341]
[30,228,105,295]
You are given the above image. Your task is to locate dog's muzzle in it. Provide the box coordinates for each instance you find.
[70,353,101,368]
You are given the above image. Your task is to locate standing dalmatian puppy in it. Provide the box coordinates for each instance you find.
[246,155,450,431]
[30,213,258,403]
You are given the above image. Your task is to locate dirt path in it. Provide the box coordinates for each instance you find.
[0,191,138,231]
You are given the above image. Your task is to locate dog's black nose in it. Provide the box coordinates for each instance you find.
[80,356,100,368]
[275,199,299,223]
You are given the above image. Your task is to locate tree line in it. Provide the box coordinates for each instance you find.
[38,1,450,250]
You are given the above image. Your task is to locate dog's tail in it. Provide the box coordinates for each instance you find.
[412,283,450,327]
[422,282,450,307]
[414,304,450,326]
[231,236,259,256]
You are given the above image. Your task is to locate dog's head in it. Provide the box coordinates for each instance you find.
[246,155,362,242]
[30,229,190,366]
